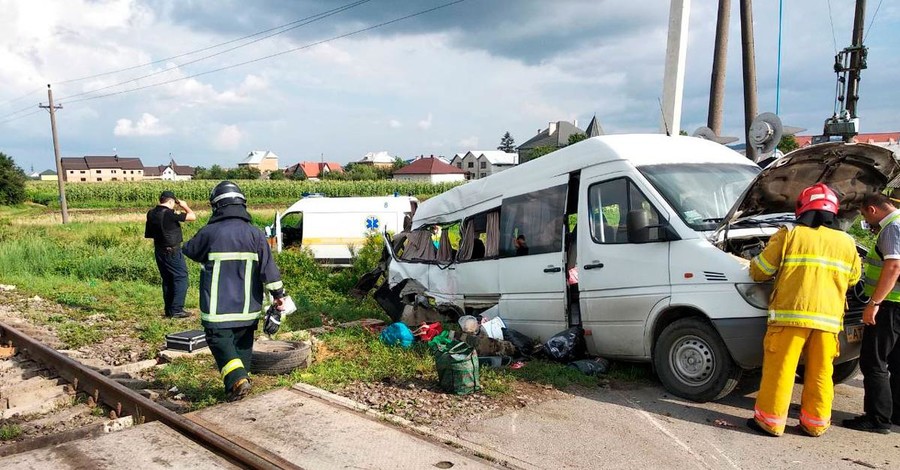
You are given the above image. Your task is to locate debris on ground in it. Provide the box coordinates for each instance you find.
[568,358,611,376]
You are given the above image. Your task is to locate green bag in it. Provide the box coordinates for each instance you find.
[434,340,481,395]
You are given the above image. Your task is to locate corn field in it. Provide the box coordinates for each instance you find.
[25,180,461,208]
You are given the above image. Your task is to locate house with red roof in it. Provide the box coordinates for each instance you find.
[795,132,900,155]
[284,161,344,180]
[392,157,466,183]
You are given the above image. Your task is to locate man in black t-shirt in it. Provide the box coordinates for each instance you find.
[145,190,196,318]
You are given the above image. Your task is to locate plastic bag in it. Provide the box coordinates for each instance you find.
[543,326,586,362]
[433,340,481,395]
[568,358,610,376]
[458,315,479,334]
[502,327,536,357]
[413,322,444,342]
[380,322,414,349]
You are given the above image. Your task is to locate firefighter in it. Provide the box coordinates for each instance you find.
[747,183,861,437]
[183,181,286,402]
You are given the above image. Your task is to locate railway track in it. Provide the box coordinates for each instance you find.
[0,320,303,470]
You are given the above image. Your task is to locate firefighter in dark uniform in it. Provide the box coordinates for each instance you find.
[183,181,286,401]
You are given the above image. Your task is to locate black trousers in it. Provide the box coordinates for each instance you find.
[859,301,900,426]
[205,323,256,391]
[154,245,188,316]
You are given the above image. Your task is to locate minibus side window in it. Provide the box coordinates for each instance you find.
[457,210,498,262]
[588,178,662,244]
[499,184,568,257]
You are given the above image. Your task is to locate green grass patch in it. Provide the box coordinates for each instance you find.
[153,356,229,410]
[0,424,22,441]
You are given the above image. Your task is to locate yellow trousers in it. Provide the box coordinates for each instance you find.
[753,326,839,436]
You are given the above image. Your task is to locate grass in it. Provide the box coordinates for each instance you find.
[0,424,22,441]
[0,204,386,357]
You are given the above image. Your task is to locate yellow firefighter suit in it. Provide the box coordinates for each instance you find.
[750,225,861,436]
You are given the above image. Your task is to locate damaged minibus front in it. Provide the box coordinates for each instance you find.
[361,135,900,402]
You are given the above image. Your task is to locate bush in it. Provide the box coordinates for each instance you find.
[0,152,27,205]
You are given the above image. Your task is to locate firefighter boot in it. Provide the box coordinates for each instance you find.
[227,377,252,402]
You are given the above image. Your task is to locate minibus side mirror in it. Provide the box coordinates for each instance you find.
[626,210,678,243]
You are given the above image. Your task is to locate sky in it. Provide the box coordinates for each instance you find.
[1,0,898,172]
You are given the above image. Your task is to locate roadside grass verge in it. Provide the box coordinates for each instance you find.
[0,424,23,441]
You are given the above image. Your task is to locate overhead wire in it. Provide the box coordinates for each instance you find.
[55,0,373,102]
[826,0,839,54]
[0,104,41,122]
[0,88,43,108]
[864,0,885,43]
[0,109,43,126]
[63,0,468,105]
[54,0,373,85]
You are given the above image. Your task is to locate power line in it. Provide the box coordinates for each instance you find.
[826,0,838,54]
[0,109,42,126]
[0,104,39,121]
[56,0,373,102]
[54,0,373,86]
[0,88,43,108]
[64,0,468,106]
[864,0,885,42]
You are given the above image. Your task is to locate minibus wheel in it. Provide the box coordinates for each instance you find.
[654,318,742,402]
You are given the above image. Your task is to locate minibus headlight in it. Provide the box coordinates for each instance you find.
[735,283,771,310]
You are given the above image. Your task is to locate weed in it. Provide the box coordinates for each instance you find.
[91,406,107,417]
[0,424,22,441]
[58,323,105,349]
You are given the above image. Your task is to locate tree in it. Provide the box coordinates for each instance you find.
[526,146,557,162]
[679,130,689,136]
[567,133,587,146]
[0,152,26,205]
[498,131,516,152]
[269,170,286,180]
[778,134,799,154]
[392,157,407,171]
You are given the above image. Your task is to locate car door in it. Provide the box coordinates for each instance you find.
[578,167,672,358]
[498,180,569,342]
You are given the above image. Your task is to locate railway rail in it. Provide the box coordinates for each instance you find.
[0,320,303,470]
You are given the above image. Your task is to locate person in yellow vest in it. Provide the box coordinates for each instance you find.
[747,183,861,437]
[842,193,900,434]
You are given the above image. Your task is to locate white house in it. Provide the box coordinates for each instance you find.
[356,151,395,168]
[450,150,518,180]
[392,157,466,183]
[239,150,279,173]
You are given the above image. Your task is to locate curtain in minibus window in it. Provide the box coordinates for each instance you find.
[457,219,475,261]
[499,184,568,257]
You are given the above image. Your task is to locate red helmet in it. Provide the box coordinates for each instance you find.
[796,183,839,217]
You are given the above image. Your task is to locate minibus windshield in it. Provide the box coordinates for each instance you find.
[639,163,761,231]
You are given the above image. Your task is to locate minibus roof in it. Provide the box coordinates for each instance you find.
[413,134,756,226]
[283,195,418,215]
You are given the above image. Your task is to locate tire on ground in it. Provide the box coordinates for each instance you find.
[796,358,860,385]
[250,340,312,375]
[653,317,743,402]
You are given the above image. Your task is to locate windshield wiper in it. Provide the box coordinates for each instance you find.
[701,217,724,223]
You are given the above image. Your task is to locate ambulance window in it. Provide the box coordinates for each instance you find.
[499,184,568,257]
[588,178,662,244]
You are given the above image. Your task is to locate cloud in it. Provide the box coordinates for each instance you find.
[388,119,402,128]
[113,113,172,136]
[458,136,478,148]
[213,124,243,151]
[417,113,433,130]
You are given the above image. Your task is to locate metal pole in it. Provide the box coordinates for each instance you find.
[846,0,866,118]
[44,84,69,224]
[739,0,758,161]
[708,0,731,135]
[660,0,691,135]
[775,0,783,115]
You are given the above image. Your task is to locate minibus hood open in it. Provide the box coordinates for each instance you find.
[719,142,900,231]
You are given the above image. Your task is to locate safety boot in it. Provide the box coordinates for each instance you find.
[227,378,252,402]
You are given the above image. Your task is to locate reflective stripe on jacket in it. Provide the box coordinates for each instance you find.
[749,226,861,333]
[863,212,900,301]
[183,217,284,329]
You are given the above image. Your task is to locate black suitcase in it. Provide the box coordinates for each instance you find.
[165,330,208,352]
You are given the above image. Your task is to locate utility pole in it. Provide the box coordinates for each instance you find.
[39,84,69,224]
[660,0,691,135]
[707,0,731,135]
[846,0,867,119]
[739,0,759,162]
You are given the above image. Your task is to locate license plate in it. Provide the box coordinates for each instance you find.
[845,325,864,343]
